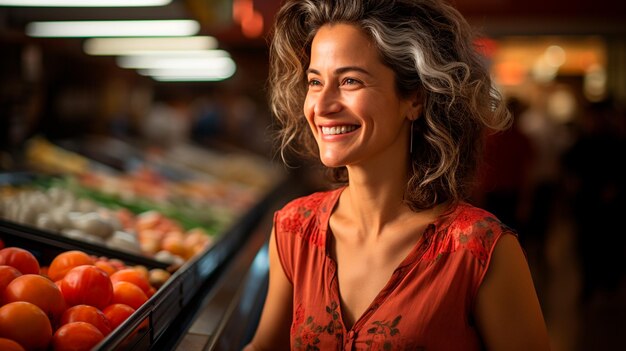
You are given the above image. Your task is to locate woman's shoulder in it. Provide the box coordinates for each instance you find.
[278,187,341,217]
[446,202,513,232]
[436,202,516,265]
[274,187,341,242]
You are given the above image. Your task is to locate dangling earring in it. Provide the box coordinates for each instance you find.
[409,120,414,154]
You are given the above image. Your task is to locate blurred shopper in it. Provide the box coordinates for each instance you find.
[562,100,626,301]
[517,87,573,255]
[244,1,549,350]
[190,96,225,144]
[142,99,191,148]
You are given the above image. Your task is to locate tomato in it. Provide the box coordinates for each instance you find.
[108,259,127,271]
[0,266,21,300]
[47,251,94,282]
[38,266,48,278]
[3,274,66,326]
[0,338,25,351]
[110,268,153,296]
[111,281,148,310]
[60,265,113,310]
[60,305,111,336]
[0,301,52,351]
[52,321,104,351]
[0,248,40,275]
[94,260,117,277]
[102,303,135,330]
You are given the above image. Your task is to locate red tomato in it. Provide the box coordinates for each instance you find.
[0,338,25,351]
[111,281,148,310]
[0,248,40,275]
[52,321,104,351]
[110,269,153,296]
[0,301,52,351]
[102,303,135,330]
[38,266,48,278]
[60,265,113,310]
[94,260,117,277]
[60,305,112,336]
[3,274,66,325]
[0,266,21,301]
[47,251,94,282]
[108,259,127,271]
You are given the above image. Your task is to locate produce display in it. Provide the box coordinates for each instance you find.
[0,136,282,266]
[0,241,169,351]
[0,183,212,267]
[0,135,284,350]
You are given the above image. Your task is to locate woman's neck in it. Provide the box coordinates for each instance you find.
[339,158,412,238]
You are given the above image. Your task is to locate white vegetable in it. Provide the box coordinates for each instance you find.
[71,212,113,238]
[61,228,105,244]
[36,213,58,232]
[106,230,142,254]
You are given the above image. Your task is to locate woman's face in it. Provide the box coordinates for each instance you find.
[304,23,416,169]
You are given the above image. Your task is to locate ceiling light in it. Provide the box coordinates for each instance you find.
[84,36,218,55]
[139,67,236,81]
[26,19,199,37]
[0,0,171,6]
[117,53,233,70]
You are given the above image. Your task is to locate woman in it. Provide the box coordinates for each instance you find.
[245,0,550,350]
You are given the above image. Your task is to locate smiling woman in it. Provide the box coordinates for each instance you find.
[244,1,551,350]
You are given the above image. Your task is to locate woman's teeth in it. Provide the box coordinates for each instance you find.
[321,125,358,135]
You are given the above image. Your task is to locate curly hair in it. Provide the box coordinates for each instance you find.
[268,0,511,210]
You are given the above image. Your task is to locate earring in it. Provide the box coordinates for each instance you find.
[409,120,414,154]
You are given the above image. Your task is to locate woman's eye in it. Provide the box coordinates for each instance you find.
[341,78,361,86]
[308,79,321,87]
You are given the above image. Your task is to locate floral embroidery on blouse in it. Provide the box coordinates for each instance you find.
[365,315,401,350]
[293,301,343,350]
[421,207,514,266]
[277,191,330,247]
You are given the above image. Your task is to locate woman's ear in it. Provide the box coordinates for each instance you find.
[407,91,423,121]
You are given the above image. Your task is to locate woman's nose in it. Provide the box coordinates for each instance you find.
[313,85,342,116]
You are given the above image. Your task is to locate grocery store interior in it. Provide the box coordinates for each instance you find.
[1,0,625,350]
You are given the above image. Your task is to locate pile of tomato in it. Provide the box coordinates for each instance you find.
[0,243,159,351]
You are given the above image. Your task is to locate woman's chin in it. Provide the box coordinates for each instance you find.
[319,157,345,168]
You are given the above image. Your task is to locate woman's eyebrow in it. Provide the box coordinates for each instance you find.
[306,66,372,76]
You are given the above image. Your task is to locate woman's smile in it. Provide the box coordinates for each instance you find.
[321,125,359,136]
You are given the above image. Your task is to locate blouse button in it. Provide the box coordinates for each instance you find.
[348,330,355,338]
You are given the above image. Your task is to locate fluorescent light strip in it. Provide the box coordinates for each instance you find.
[84,36,218,55]
[119,50,231,59]
[152,76,230,82]
[138,67,236,78]
[26,19,199,38]
[0,0,171,6]
[137,69,235,81]
[117,55,234,70]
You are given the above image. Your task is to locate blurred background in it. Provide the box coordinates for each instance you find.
[1,1,625,350]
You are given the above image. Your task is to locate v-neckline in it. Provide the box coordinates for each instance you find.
[320,186,448,333]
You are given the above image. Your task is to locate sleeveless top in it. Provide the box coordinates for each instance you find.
[274,187,515,351]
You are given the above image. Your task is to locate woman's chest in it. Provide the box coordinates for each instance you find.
[290,250,481,351]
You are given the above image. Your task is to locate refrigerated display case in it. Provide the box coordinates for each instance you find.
[0,136,303,350]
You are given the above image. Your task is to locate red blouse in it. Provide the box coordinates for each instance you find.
[274,187,515,350]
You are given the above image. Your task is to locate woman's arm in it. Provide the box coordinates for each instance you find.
[243,228,293,351]
[474,234,551,351]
